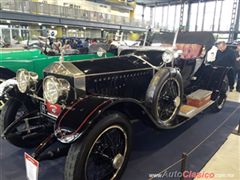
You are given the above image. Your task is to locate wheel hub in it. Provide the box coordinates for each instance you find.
[113,153,124,169]
[174,96,181,107]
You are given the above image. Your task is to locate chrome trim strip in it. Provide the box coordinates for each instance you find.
[131,54,159,70]
[84,67,154,77]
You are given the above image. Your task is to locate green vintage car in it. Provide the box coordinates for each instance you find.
[0,48,114,79]
[0,46,115,110]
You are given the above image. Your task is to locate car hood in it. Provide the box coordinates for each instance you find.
[44,55,156,78]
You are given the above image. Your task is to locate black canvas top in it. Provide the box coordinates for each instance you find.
[151,32,215,50]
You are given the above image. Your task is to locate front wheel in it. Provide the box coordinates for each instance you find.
[65,112,132,180]
[0,98,50,148]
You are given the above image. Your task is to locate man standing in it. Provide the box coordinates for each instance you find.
[215,41,236,91]
[235,43,240,92]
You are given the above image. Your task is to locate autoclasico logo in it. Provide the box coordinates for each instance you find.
[149,170,215,179]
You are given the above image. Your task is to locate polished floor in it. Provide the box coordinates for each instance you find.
[197,90,240,180]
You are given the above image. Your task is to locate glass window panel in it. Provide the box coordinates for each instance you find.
[135,5,143,20]
[174,5,181,30]
[189,3,198,31]
[196,2,204,31]
[168,5,176,31]
[213,1,222,31]
[145,7,151,21]
[203,2,215,31]
[162,6,168,29]
[220,0,234,31]
[154,7,163,28]
[182,3,189,27]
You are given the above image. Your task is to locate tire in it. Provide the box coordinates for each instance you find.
[145,68,183,128]
[212,75,228,112]
[0,68,16,111]
[64,112,132,180]
[0,99,47,148]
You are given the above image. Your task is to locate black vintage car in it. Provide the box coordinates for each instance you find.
[0,32,229,180]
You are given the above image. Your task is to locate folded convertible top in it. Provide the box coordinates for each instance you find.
[151,32,215,50]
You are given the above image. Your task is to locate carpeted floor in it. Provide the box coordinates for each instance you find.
[0,101,239,180]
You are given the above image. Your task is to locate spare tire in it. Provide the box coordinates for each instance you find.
[145,68,183,128]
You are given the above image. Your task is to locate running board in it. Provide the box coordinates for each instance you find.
[178,101,214,119]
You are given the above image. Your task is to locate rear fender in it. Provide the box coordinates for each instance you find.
[207,66,229,90]
[54,96,155,143]
[199,65,229,100]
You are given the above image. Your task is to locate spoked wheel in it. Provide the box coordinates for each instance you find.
[157,78,181,124]
[65,113,132,180]
[86,125,127,179]
[146,68,183,128]
[0,99,51,148]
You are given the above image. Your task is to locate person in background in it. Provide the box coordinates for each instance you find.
[82,38,89,48]
[48,37,54,47]
[235,43,240,92]
[62,40,72,51]
[214,41,236,92]
[91,38,97,45]
[53,38,62,53]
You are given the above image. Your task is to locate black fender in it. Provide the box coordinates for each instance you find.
[0,67,16,80]
[145,67,183,107]
[55,95,167,143]
[144,67,184,128]
[200,65,230,100]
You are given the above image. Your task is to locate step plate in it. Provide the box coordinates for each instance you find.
[178,100,214,119]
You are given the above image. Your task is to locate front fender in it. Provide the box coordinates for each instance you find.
[54,96,157,143]
[54,96,113,143]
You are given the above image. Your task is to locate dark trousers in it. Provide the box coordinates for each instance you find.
[227,68,235,89]
[236,69,240,90]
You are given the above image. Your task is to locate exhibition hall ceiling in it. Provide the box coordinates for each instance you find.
[136,0,222,6]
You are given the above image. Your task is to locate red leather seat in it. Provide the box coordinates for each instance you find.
[176,44,203,59]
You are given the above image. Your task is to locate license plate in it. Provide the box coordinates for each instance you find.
[24,153,39,180]
[40,102,62,119]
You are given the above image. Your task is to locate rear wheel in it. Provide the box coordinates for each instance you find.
[65,113,132,180]
[0,99,50,148]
